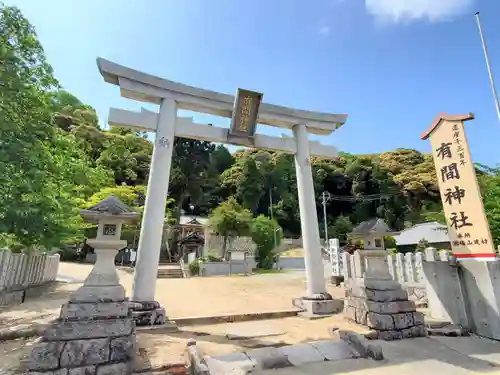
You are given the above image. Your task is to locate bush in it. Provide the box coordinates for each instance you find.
[188,259,200,276]
[251,215,283,269]
[57,247,79,262]
[384,235,397,249]
[207,249,223,262]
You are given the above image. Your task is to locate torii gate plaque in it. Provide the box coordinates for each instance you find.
[97,58,347,324]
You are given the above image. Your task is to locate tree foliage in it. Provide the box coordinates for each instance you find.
[251,215,283,269]
[208,198,252,258]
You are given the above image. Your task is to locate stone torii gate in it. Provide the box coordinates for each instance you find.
[97,58,347,322]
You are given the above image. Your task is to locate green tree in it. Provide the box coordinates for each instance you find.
[329,216,353,244]
[478,164,500,247]
[251,215,283,269]
[0,3,111,248]
[208,198,252,259]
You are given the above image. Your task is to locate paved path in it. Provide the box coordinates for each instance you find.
[250,336,500,375]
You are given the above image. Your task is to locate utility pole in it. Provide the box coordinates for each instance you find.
[322,191,331,247]
[475,11,500,125]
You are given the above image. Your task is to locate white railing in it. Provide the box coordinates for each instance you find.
[0,250,60,292]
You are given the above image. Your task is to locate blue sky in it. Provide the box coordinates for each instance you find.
[6,0,500,165]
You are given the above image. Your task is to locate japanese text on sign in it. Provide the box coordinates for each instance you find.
[229,89,262,138]
[423,115,495,259]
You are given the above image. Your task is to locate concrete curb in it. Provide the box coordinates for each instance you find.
[171,309,300,326]
[331,329,384,361]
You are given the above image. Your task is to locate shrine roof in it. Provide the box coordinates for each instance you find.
[350,218,395,236]
[80,195,137,221]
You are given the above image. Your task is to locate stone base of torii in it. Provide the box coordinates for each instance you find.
[97,57,348,324]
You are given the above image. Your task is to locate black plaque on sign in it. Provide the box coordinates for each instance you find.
[229,89,263,140]
[103,224,117,236]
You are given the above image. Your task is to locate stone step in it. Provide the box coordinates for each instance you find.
[157,269,184,279]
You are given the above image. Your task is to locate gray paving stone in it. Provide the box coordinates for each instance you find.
[245,347,292,370]
[279,343,325,366]
[310,340,358,361]
[205,352,254,375]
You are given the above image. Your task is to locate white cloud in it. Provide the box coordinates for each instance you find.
[365,0,473,23]
[320,26,330,35]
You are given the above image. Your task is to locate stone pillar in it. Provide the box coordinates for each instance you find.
[291,124,343,317]
[132,98,177,304]
[293,124,327,298]
[343,250,427,340]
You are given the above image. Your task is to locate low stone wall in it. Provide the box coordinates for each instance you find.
[277,257,305,270]
[199,260,252,276]
[342,250,457,309]
[0,250,60,307]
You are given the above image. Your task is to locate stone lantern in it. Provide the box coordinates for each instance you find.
[26,195,139,375]
[71,194,138,301]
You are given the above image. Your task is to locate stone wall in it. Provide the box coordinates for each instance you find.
[199,260,254,276]
[277,257,305,270]
[204,235,256,257]
[0,250,60,306]
[342,251,453,307]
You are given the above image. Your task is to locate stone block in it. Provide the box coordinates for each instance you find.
[345,285,368,299]
[393,313,414,330]
[60,302,129,320]
[332,330,384,361]
[298,298,343,316]
[43,318,134,341]
[366,301,399,314]
[110,335,135,362]
[68,366,97,375]
[366,312,394,330]
[310,340,358,361]
[29,369,68,375]
[70,285,125,303]
[377,330,403,341]
[355,308,368,325]
[95,362,131,375]
[411,325,427,337]
[28,341,66,371]
[343,305,357,321]
[60,338,109,367]
[401,327,423,339]
[205,355,254,375]
[366,288,408,302]
[131,307,165,326]
[279,343,325,366]
[361,278,402,291]
[413,311,425,325]
[246,347,292,370]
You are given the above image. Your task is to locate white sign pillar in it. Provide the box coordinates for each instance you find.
[132,98,177,302]
[293,124,328,298]
[329,238,341,276]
